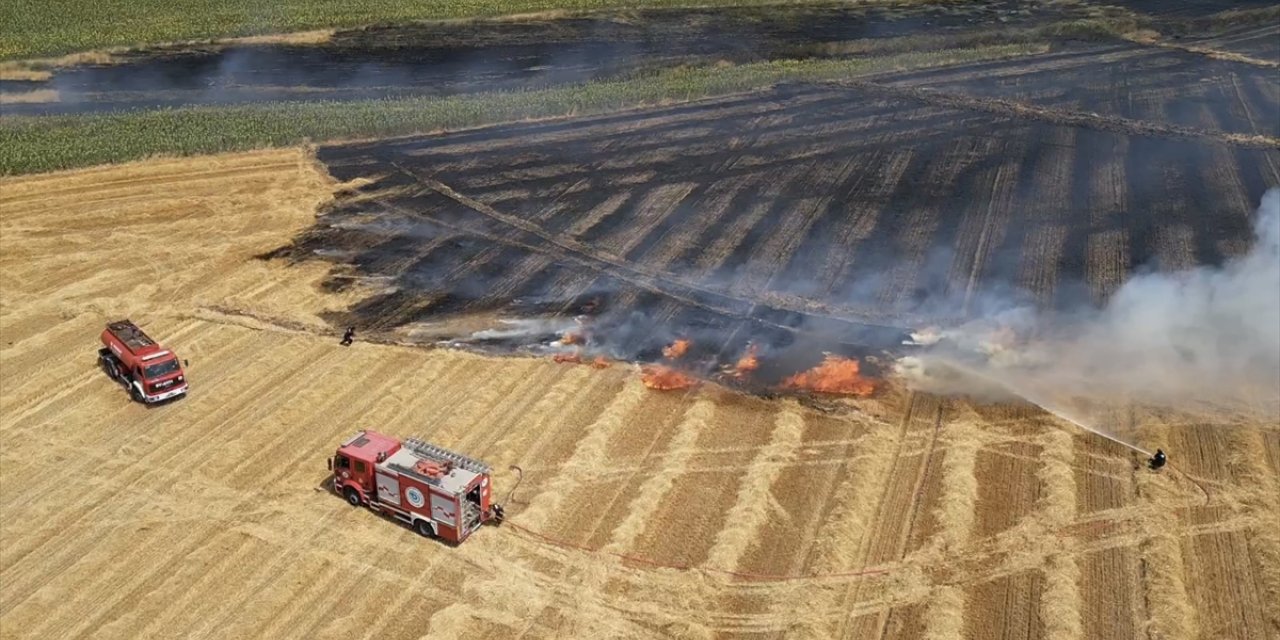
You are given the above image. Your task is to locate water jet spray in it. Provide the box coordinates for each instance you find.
[900,355,1154,456]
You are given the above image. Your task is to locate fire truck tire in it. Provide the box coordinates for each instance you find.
[130,384,145,403]
[414,519,435,538]
[343,487,361,506]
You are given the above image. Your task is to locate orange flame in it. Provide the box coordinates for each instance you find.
[561,331,584,345]
[641,364,699,390]
[728,344,760,379]
[553,352,611,369]
[662,338,691,360]
[780,355,878,396]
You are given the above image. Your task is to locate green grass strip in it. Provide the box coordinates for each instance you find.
[0,44,1044,176]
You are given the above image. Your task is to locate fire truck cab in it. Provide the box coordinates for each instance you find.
[330,430,503,544]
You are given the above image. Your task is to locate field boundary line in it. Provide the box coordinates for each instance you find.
[1135,36,1280,70]
[821,79,1280,149]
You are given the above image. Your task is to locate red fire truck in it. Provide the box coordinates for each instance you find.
[98,320,188,404]
[329,430,506,543]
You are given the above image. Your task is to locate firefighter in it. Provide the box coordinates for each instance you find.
[1148,449,1167,471]
[340,326,355,346]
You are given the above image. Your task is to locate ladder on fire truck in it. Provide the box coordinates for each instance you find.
[401,438,493,475]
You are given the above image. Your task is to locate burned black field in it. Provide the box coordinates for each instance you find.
[0,3,1079,116]
[887,37,1280,137]
[1187,24,1280,62]
[5,1,1276,117]
[263,44,1280,381]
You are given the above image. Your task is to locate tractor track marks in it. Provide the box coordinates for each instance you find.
[292,67,1278,360]
[823,78,1280,149]
[392,168,910,331]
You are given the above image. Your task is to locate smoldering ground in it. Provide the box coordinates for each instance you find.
[899,187,1280,425]
[261,36,1278,396]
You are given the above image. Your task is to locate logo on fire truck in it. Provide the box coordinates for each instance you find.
[405,487,425,508]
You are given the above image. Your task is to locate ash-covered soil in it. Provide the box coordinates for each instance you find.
[262,62,1277,375]
[0,2,1087,115]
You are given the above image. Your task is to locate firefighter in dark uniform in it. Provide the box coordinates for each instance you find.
[340,326,355,346]
[1149,449,1167,470]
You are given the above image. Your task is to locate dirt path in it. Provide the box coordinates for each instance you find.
[1,150,1276,639]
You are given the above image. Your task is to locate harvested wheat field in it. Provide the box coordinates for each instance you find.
[1,145,1278,640]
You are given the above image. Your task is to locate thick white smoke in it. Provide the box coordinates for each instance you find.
[899,187,1280,430]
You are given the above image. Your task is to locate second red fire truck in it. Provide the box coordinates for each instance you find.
[329,430,506,544]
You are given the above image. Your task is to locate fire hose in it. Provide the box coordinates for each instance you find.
[490,465,524,524]
[502,465,524,506]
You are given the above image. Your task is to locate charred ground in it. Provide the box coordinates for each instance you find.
[0,3,1082,115]
[6,1,1277,117]
[262,39,1279,384]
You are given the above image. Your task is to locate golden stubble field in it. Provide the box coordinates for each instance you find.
[1,150,1277,640]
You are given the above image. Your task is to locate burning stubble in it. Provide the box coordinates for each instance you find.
[898,187,1280,447]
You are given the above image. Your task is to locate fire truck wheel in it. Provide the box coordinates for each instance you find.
[130,385,144,403]
[414,520,435,538]
[343,487,361,506]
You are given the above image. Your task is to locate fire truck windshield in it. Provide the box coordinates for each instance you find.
[144,359,181,379]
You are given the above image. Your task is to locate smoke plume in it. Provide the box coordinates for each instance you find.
[899,187,1280,431]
